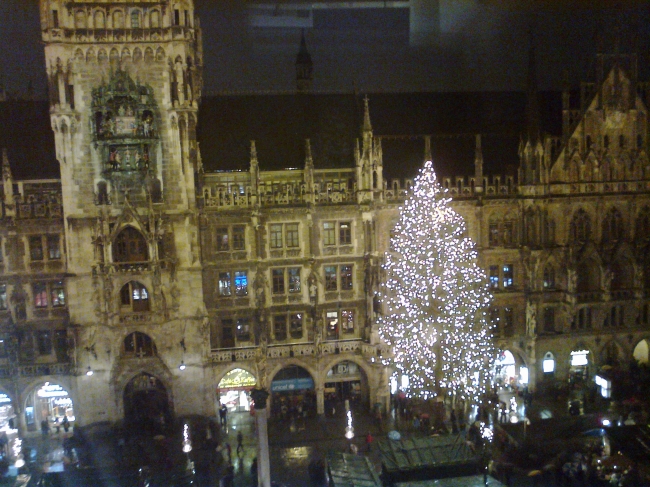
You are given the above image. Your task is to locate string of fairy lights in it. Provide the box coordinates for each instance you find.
[378,161,496,404]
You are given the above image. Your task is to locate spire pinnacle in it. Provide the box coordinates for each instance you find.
[363,95,372,133]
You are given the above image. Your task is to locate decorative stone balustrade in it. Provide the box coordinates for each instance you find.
[0,362,73,379]
[209,340,388,363]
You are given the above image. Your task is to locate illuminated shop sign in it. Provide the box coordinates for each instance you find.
[271,378,314,392]
[37,383,69,398]
[218,369,256,390]
[0,394,11,404]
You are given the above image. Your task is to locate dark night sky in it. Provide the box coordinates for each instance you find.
[1,1,649,97]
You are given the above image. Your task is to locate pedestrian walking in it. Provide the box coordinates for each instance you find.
[62,416,70,433]
[365,432,373,452]
[236,431,244,456]
[219,404,228,427]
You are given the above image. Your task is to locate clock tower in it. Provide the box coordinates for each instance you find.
[39,0,209,426]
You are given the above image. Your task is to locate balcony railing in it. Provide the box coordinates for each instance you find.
[210,339,387,363]
[0,362,73,379]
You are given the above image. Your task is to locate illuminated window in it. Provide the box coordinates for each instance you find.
[216,227,229,251]
[0,285,6,310]
[288,268,301,293]
[290,313,303,338]
[326,311,339,339]
[340,265,353,290]
[123,332,156,357]
[325,266,337,291]
[120,281,149,312]
[570,350,589,367]
[236,318,251,341]
[50,281,65,307]
[341,310,355,334]
[33,283,48,308]
[234,271,248,296]
[46,235,61,260]
[543,266,555,289]
[502,264,514,289]
[218,272,231,296]
[543,352,555,373]
[489,266,499,289]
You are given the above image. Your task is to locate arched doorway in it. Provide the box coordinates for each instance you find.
[24,382,75,433]
[493,350,518,390]
[270,365,315,419]
[324,360,368,409]
[633,339,649,364]
[217,368,256,413]
[123,373,170,434]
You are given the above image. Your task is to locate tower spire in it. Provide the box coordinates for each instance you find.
[295,29,313,93]
[362,95,372,133]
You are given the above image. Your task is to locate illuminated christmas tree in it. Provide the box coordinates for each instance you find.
[379,161,495,404]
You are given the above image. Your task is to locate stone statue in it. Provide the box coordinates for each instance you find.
[525,300,537,338]
[314,325,323,356]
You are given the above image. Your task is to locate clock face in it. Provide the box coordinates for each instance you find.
[605,109,625,129]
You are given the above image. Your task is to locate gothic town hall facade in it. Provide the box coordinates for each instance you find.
[0,0,648,432]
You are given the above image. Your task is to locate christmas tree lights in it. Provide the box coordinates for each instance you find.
[378,161,495,404]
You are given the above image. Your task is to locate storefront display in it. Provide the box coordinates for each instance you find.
[217,368,256,412]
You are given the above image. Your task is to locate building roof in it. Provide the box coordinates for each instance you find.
[327,451,382,487]
[197,90,562,180]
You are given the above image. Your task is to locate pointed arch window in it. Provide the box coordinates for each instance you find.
[610,258,633,292]
[120,281,150,312]
[130,10,141,28]
[113,227,148,263]
[635,207,650,243]
[123,331,156,358]
[543,266,555,289]
[602,208,624,243]
[570,209,591,244]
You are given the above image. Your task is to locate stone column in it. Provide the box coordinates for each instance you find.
[250,389,271,487]
[316,385,325,415]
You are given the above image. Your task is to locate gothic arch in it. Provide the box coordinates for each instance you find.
[609,244,636,291]
[155,47,165,62]
[133,47,142,63]
[575,250,602,293]
[112,9,125,29]
[320,355,373,386]
[121,48,131,63]
[109,48,119,64]
[122,331,157,357]
[97,48,107,63]
[599,339,626,368]
[111,359,174,420]
[112,226,149,263]
[144,47,154,63]
[150,9,161,28]
[602,206,625,244]
[213,365,258,388]
[74,9,86,28]
[267,359,318,389]
[74,48,84,61]
[570,208,592,244]
[93,9,105,29]
[634,206,650,244]
[86,47,96,63]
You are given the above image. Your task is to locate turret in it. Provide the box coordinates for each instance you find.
[474,135,483,193]
[1,149,15,217]
[303,139,315,205]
